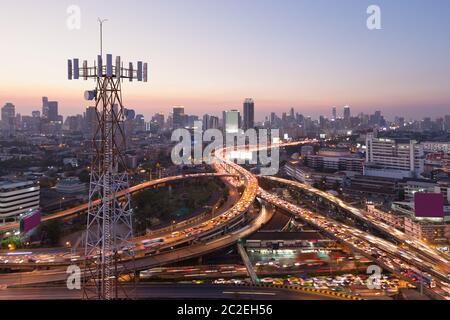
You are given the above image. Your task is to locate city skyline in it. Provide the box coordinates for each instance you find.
[2,0,450,304]
[1,0,450,120]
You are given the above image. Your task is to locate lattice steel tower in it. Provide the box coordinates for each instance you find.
[68,21,148,300]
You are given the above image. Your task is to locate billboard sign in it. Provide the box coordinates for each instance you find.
[414,193,444,218]
[20,211,42,234]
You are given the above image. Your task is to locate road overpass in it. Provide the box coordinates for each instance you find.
[0,173,239,234]
[260,176,450,275]
[0,206,274,286]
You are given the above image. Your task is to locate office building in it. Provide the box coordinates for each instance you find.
[223,110,240,134]
[306,148,364,173]
[42,97,49,119]
[332,107,337,121]
[209,116,219,129]
[173,106,185,129]
[0,180,40,223]
[343,106,351,127]
[85,106,98,139]
[152,113,165,129]
[365,133,424,179]
[47,101,59,122]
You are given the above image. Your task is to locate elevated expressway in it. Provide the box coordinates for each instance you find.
[0,173,239,234]
[258,186,450,300]
[260,176,450,276]
[0,146,267,283]
[0,141,318,285]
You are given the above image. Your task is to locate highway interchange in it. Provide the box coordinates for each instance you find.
[0,140,449,300]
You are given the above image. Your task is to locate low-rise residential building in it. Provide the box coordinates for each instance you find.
[367,204,450,244]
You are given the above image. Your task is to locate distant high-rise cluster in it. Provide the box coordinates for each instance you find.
[2,97,450,143]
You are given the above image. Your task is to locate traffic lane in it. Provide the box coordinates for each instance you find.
[0,173,237,234]
[262,176,450,269]
[129,206,274,271]
[0,284,337,300]
[0,269,68,287]
[0,207,274,287]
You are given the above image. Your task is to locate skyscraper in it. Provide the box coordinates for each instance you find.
[47,101,59,121]
[243,98,255,130]
[85,106,97,139]
[344,106,351,127]
[203,114,210,130]
[444,115,450,131]
[209,116,219,129]
[290,108,295,119]
[332,107,337,121]
[1,103,16,137]
[344,106,351,120]
[173,106,185,129]
[223,110,240,134]
[42,97,49,119]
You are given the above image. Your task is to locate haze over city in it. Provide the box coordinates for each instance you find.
[1,0,450,120]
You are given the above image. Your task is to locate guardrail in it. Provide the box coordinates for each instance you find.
[231,282,364,300]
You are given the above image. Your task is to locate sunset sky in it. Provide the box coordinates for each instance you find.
[1,0,449,121]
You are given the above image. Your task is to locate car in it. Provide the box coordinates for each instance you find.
[260,278,274,284]
[273,279,284,285]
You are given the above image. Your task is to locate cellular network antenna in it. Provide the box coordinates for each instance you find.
[68,19,149,300]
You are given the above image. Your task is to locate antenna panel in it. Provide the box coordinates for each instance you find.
[129,62,134,82]
[137,61,143,81]
[83,60,88,80]
[97,55,103,77]
[116,56,121,78]
[73,59,80,80]
[143,63,148,82]
[106,54,113,77]
[68,60,73,80]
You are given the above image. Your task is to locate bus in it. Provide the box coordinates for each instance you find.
[142,238,164,248]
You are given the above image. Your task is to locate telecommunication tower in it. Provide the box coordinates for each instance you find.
[68,20,149,300]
